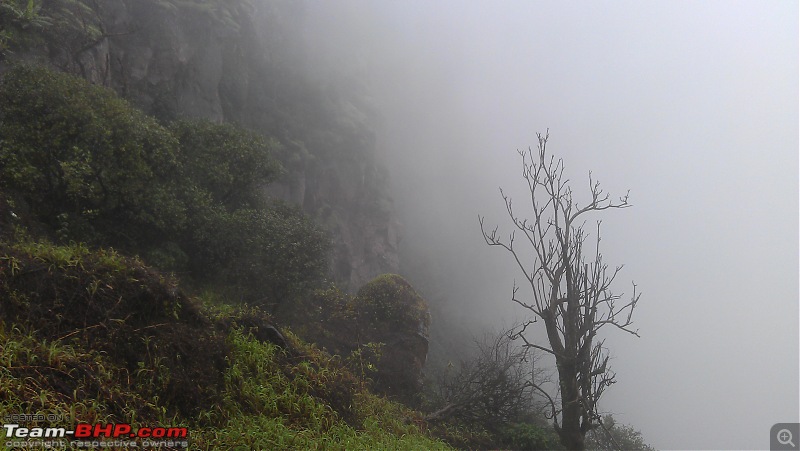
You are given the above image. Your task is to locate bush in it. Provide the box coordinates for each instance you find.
[422,329,561,449]
[0,64,331,308]
[188,203,330,307]
[586,414,656,451]
[0,64,184,248]
[0,0,52,59]
[170,119,283,210]
[354,274,431,331]
[498,422,563,451]
[425,331,538,431]
[171,120,330,306]
[0,240,451,450]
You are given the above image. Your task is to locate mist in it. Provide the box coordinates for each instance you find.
[304,1,798,449]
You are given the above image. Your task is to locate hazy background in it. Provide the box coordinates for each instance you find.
[305,2,799,449]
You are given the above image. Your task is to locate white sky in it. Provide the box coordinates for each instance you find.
[306,2,798,449]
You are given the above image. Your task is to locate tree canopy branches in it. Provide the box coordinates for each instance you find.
[479,132,640,450]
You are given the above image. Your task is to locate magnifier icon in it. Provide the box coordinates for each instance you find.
[778,429,795,447]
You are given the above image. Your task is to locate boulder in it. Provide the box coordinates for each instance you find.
[354,274,431,406]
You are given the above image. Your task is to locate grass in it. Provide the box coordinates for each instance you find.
[0,323,168,430]
[190,329,451,450]
[0,239,454,450]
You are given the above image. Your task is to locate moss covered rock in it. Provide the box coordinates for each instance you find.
[353,274,431,406]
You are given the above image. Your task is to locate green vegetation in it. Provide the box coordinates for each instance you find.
[282,275,432,408]
[0,240,228,420]
[422,330,564,450]
[0,0,105,67]
[0,239,452,450]
[355,273,431,329]
[586,415,657,451]
[0,0,50,58]
[0,64,329,308]
[0,64,184,246]
[0,62,453,449]
[195,329,450,450]
[169,119,282,211]
[0,6,654,447]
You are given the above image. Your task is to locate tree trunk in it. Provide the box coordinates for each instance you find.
[558,358,585,450]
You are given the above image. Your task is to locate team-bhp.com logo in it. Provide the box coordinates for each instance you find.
[4,422,189,448]
[5,423,187,439]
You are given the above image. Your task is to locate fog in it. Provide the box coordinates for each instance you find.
[305,2,798,449]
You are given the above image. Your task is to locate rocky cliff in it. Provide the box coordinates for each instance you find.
[3,0,400,291]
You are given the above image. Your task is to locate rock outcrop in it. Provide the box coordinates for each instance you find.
[354,274,431,406]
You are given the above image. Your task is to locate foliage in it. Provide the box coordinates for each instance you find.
[0,239,229,418]
[498,422,564,451]
[0,0,104,74]
[352,274,430,407]
[354,273,431,331]
[422,328,563,449]
[0,2,449,448]
[185,202,330,306]
[0,64,184,248]
[0,64,330,307]
[0,324,170,429]
[0,0,51,58]
[0,239,453,449]
[586,414,656,451]
[170,119,329,306]
[192,328,449,450]
[39,0,103,60]
[425,331,541,431]
[170,119,282,210]
[283,276,431,407]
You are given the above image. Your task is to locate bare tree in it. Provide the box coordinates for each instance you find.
[479,132,641,450]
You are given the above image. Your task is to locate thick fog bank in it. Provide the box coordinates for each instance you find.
[304,2,798,449]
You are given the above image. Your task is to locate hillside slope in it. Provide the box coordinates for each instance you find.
[0,239,452,449]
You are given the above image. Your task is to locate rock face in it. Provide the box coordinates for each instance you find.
[9,0,400,292]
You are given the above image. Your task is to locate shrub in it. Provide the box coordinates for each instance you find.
[170,120,330,306]
[170,119,282,210]
[354,274,431,331]
[498,422,563,451]
[187,203,330,307]
[0,64,330,308]
[0,64,185,248]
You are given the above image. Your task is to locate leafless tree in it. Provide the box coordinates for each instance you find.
[479,132,641,450]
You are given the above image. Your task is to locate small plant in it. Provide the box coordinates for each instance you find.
[345,342,383,381]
